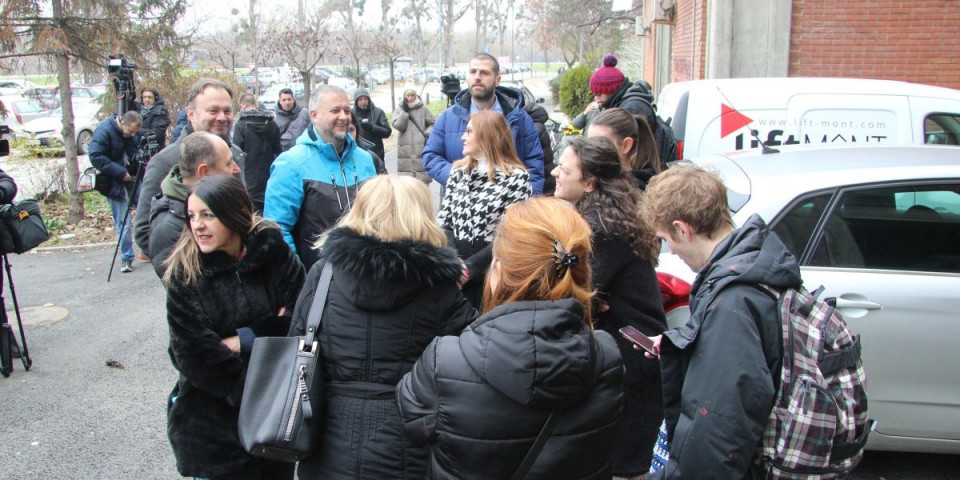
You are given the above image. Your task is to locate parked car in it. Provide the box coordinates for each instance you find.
[655,144,960,454]
[413,67,441,84]
[0,95,48,131]
[366,68,390,85]
[15,100,102,155]
[656,77,960,160]
[0,79,36,95]
[20,86,60,109]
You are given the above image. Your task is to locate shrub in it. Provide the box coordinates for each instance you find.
[558,64,593,120]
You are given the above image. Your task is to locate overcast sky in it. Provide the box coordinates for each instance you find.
[181,0,390,35]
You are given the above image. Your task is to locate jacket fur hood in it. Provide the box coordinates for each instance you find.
[322,227,464,311]
[459,298,604,409]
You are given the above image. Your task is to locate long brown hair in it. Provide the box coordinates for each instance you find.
[482,197,594,327]
[163,176,270,286]
[452,110,526,182]
[567,136,660,263]
[592,107,661,173]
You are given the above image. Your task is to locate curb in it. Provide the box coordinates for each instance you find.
[35,241,114,252]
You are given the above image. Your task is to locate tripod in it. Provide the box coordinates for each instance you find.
[0,252,32,377]
[106,162,144,282]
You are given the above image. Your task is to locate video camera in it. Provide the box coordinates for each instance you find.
[109,54,138,115]
[127,130,159,177]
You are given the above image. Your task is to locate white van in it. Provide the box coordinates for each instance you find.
[656,78,960,159]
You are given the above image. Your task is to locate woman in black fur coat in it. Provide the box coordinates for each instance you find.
[553,137,667,478]
[163,176,305,480]
[290,175,477,480]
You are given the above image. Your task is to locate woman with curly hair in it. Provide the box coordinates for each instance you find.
[589,107,663,190]
[552,136,666,479]
[438,110,531,308]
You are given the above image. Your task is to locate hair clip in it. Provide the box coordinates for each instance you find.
[553,240,580,277]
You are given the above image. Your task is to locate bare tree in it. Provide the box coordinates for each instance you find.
[435,0,471,67]
[263,10,328,102]
[0,0,187,223]
[400,0,432,66]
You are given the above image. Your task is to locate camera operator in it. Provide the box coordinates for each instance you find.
[138,88,171,149]
[89,110,142,273]
[0,168,15,204]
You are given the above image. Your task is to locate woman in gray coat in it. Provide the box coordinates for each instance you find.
[392,88,435,184]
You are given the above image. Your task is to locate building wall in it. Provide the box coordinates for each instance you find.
[789,0,960,89]
[670,0,709,82]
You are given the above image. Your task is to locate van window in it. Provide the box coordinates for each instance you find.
[924,114,960,145]
[811,183,960,273]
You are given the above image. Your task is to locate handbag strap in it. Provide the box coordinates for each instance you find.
[409,116,428,140]
[511,409,561,480]
[302,262,333,347]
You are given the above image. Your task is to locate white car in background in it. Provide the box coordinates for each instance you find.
[16,100,102,155]
[656,144,960,454]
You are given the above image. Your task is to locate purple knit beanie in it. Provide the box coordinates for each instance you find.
[590,54,625,95]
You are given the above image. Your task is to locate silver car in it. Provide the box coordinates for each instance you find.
[656,144,960,454]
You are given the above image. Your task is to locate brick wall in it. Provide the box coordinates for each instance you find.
[670,0,709,82]
[790,0,960,89]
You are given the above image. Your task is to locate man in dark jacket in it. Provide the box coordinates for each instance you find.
[0,167,16,204]
[422,53,545,194]
[138,88,171,149]
[233,93,281,212]
[134,78,246,260]
[147,132,241,278]
[588,54,677,169]
[523,99,555,194]
[274,88,310,152]
[640,164,802,479]
[88,110,142,273]
[351,87,391,162]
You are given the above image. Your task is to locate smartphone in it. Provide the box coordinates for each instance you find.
[619,326,656,354]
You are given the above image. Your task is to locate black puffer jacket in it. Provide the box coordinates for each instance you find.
[398,298,624,480]
[290,227,477,480]
[524,101,556,194]
[233,110,282,212]
[275,102,311,152]
[651,215,802,479]
[351,88,391,161]
[165,225,305,478]
[0,167,17,204]
[140,97,171,149]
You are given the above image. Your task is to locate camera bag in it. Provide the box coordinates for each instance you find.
[0,199,50,254]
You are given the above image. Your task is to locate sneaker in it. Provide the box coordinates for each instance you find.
[137,252,149,262]
[120,260,133,273]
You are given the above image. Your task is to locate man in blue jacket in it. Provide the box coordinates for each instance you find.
[263,85,377,270]
[422,53,545,195]
[88,110,142,273]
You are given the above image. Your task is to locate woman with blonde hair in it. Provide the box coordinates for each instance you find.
[163,175,305,480]
[399,197,625,479]
[290,175,477,480]
[439,110,531,307]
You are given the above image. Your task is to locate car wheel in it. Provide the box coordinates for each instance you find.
[77,130,92,155]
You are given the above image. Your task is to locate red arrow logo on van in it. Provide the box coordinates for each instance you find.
[720,104,753,138]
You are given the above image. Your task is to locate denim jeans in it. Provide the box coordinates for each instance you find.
[108,192,134,262]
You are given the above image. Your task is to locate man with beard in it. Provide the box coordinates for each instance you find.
[350,87,391,161]
[422,53,544,194]
[263,85,377,270]
[275,87,310,152]
[133,78,246,260]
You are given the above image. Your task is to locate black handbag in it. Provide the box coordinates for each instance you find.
[0,200,50,254]
[238,263,332,462]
